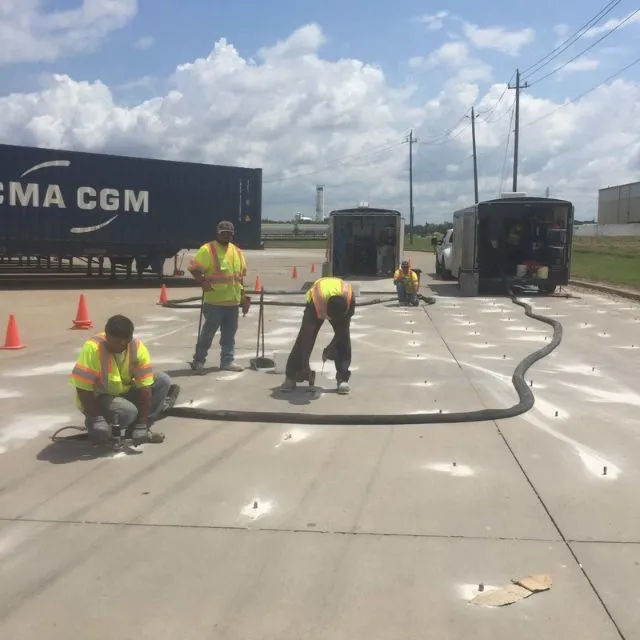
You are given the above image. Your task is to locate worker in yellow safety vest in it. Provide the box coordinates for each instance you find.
[280,276,355,394]
[69,314,181,445]
[188,220,248,374]
[393,260,419,306]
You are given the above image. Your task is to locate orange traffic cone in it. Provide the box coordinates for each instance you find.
[254,275,263,291]
[0,314,25,350]
[71,294,93,329]
[310,263,316,273]
[291,266,298,279]
[158,284,168,305]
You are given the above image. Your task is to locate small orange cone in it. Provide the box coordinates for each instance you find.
[0,314,25,350]
[254,275,263,291]
[310,263,316,273]
[291,266,298,279]
[158,284,168,305]
[71,294,93,329]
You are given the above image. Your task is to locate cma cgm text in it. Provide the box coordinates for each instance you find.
[0,181,149,213]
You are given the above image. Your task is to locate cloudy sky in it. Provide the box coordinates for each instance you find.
[0,0,639,222]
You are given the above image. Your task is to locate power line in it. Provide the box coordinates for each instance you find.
[521,0,623,78]
[527,8,639,86]
[523,53,640,128]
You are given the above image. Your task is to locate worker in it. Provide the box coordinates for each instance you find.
[393,260,419,306]
[69,314,181,445]
[280,276,355,395]
[188,220,248,374]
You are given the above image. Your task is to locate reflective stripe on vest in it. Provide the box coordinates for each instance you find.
[311,280,353,319]
[204,242,244,285]
[71,334,150,393]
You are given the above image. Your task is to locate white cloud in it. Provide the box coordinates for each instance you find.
[463,22,535,56]
[134,35,154,50]
[414,11,449,31]
[0,22,638,221]
[583,10,640,38]
[408,41,492,83]
[557,58,600,74]
[0,0,137,65]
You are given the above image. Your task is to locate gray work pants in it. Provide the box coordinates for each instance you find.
[83,371,171,434]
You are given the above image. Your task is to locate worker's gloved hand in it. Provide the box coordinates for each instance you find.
[88,416,111,444]
[131,423,149,446]
[242,295,251,316]
[201,280,213,292]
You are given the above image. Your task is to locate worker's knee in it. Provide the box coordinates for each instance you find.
[152,371,171,392]
[109,397,139,428]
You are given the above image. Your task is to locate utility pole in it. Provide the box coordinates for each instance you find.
[468,107,479,203]
[406,129,417,244]
[508,69,529,192]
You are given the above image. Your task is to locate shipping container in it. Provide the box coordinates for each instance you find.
[0,143,262,275]
[597,181,640,224]
[449,194,574,295]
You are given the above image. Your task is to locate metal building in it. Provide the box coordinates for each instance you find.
[597,181,640,224]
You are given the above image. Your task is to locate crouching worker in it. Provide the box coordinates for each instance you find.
[69,314,181,445]
[393,260,419,306]
[280,277,355,395]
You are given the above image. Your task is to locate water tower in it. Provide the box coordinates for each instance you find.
[315,185,325,222]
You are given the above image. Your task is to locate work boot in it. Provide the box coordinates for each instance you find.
[190,361,206,375]
[220,362,243,372]
[337,381,350,395]
[280,379,296,392]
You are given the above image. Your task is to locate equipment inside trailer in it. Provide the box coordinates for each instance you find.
[476,200,572,291]
[330,213,399,277]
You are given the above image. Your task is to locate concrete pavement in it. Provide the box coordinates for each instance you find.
[0,248,639,639]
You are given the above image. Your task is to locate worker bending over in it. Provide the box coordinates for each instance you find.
[188,220,248,374]
[280,276,355,395]
[69,314,180,445]
[393,260,419,306]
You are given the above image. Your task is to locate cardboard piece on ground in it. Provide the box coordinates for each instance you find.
[470,574,552,607]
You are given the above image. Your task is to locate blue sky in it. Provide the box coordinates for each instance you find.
[2,0,638,104]
[0,1,639,221]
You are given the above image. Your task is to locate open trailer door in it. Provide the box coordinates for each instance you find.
[397,215,405,265]
[322,214,334,276]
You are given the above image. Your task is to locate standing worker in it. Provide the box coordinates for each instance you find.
[188,220,248,374]
[280,276,355,395]
[393,260,419,306]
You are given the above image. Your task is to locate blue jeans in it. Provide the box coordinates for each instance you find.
[396,282,408,302]
[84,371,172,431]
[193,303,239,366]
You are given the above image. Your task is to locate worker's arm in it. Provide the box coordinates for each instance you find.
[239,248,247,285]
[392,269,401,283]
[69,343,102,418]
[132,341,154,425]
[188,246,213,290]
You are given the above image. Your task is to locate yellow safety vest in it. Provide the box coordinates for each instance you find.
[69,333,154,408]
[305,277,353,319]
[189,241,247,306]
[394,268,418,284]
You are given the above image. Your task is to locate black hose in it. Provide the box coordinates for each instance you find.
[161,295,433,309]
[164,287,562,425]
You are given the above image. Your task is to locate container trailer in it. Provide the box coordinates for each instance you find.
[0,143,262,276]
[450,194,574,295]
[322,204,405,278]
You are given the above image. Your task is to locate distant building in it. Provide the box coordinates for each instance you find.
[597,181,640,224]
